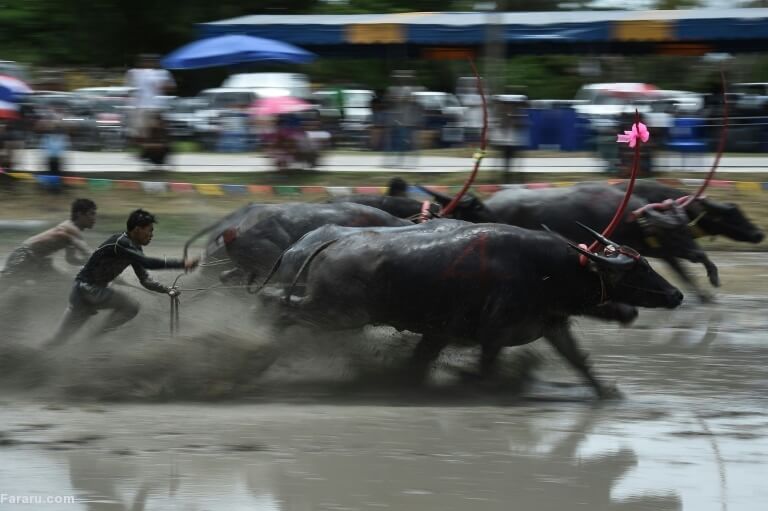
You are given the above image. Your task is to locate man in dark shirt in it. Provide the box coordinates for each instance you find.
[45,209,198,347]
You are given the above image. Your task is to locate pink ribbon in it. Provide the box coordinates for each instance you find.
[617,122,650,148]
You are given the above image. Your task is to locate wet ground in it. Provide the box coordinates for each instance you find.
[0,252,766,510]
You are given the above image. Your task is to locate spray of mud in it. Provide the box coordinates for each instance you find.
[0,283,543,402]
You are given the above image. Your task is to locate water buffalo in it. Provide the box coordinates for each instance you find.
[480,184,719,302]
[222,202,411,284]
[329,195,440,220]
[331,189,497,223]
[193,202,270,283]
[612,180,764,244]
[259,220,683,398]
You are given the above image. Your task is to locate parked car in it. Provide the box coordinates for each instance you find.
[221,72,311,99]
[195,88,258,150]
[572,83,660,121]
[73,86,135,99]
[732,83,768,111]
[412,91,466,147]
[313,89,375,148]
[90,96,130,150]
[0,60,28,81]
[29,92,101,151]
[165,97,207,140]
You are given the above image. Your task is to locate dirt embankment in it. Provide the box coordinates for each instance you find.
[1,172,766,251]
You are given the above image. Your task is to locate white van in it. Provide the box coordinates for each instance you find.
[221,72,310,99]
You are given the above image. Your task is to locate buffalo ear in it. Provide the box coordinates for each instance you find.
[643,207,686,230]
[705,200,737,214]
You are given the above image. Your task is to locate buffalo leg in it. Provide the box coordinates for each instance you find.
[545,324,619,399]
[583,302,638,325]
[664,257,713,303]
[407,334,449,384]
[479,342,503,378]
[456,342,503,383]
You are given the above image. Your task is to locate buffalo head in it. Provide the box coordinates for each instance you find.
[633,203,719,286]
[417,185,498,223]
[690,199,764,243]
[553,222,684,309]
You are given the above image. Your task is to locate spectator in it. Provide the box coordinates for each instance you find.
[139,112,171,170]
[0,120,14,172]
[125,54,175,150]
[217,101,250,153]
[490,96,528,184]
[384,71,423,168]
[39,119,69,178]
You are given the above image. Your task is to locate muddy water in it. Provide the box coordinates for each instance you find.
[0,252,767,511]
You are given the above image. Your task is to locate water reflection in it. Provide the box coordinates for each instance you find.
[4,407,681,511]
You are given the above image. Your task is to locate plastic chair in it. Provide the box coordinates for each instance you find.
[665,117,708,170]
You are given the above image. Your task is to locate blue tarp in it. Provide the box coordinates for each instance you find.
[198,9,768,55]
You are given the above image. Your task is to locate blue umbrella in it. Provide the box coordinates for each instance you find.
[161,34,316,70]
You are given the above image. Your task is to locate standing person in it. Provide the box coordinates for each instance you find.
[45,209,198,347]
[0,120,13,173]
[125,54,175,150]
[1,198,97,285]
[490,96,528,184]
[384,71,422,168]
[39,119,69,178]
[139,111,171,170]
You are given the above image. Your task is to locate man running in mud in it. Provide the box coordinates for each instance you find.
[45,209,198,347]
[0,198,97,284]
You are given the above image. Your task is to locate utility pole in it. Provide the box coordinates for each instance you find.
[474,1,504,97]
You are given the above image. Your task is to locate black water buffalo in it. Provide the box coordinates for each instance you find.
[260,220,683,398]
[480,184,719,302]
[612,180,764,244]
[331,189,497,223]
[222,202,411,284]
[329,195,440,220]
[183,202,272,286]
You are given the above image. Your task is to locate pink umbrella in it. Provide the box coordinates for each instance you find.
[250,96,312,117]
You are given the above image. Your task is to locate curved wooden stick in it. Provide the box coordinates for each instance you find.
[439,58,488,217]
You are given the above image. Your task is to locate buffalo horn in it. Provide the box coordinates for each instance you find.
[574,221,620,248]
[567,238,635,270]
[542,224,634,270]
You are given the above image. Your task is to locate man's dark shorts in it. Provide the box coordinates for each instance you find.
[1,246,54,281]
[69,280,138,316]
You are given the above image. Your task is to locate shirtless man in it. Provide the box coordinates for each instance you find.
[1,198,97,284]
[45,208,198,347]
